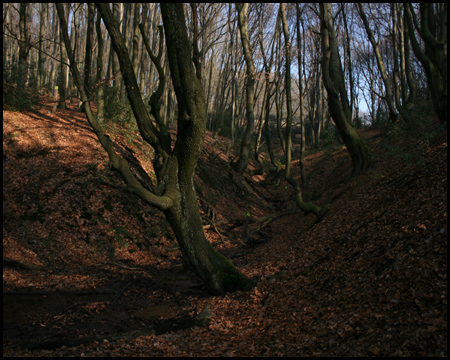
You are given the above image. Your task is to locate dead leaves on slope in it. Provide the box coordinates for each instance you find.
[3,100,447,356]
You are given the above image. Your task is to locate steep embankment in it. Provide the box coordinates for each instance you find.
[3,99,447,356]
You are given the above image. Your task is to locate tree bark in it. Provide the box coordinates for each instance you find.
[401,5,416,112]
[296,4,307,185]
[160,4,255,294]
[61,3,254,295]
[320,3,370,176]
[233,3,256,177]
[280,4,327,219]
[357,4,398,123]
[391,3,412,122]
[58,4,69,110]
[37,3,47,91]
[404,3,447,124]
[84,3,95,101]
[18,3,30,92]
[111,3,123,100]
[96,11,104,122]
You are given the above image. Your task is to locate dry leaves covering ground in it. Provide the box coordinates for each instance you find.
[3,98,447,356]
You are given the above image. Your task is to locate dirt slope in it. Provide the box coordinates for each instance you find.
[3,98,447,356]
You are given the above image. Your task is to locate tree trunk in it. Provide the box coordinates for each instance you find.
[87,4,255,295]
[96,11,105,122]
[230,5,238,145]
[320,3,370,177]
[296,4,307,185]
[49,4,58,92]
[357,4,398,123]
[404,3,447,124]
[401,5,416,112]
[58,4,69,110]
[84,3,95,101]
[342,4,355,124]
[18,3,30,92]
[132,4,140,77]
[37,3,47,91]
[111,3,123,100]
[391,3,412,122]
[233,3,256,177]
[161,4,255,293]
[280,4,327,219]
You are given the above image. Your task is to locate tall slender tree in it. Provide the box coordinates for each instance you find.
[57,3,69,110]
[280,4,327,218]
[18,3,30,92]
[84,3,95,101]
[320,3,370,176]
[296,4,307,185]
[357,3,398,123]
[96,9,105,122]
[233,3,256,177]
[404,3,447,124]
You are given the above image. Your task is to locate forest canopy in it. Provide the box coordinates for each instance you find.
[3,3,446,127]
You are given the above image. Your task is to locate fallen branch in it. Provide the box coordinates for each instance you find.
[211,221,226,244]
[203,208,303,236]
[3,257,47,271]
[106,261,145,271]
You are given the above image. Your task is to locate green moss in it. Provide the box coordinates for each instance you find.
[213,251,256,293]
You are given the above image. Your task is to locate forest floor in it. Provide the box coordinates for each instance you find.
[3,97,447,356]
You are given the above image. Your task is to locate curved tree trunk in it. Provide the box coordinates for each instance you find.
[320,3,370,177]
[161,4,255,294]
[59,3,254,295]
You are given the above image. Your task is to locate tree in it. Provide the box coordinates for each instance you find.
[84,3,95,101]
[296,4,307,184]
[37,3,47,91]
[56,3,254,295]
[404,3,447,124]
[319,3,371,176]
[391,4,416,116]
[110,3,123,101]
[96,9,105,122]
[280,4,327,219]
[160,3,254,294]
[357,4,399,123]
[17,3,30,92]
[258,5,281,173]
[57,3,69,110]
[233,3,256,177]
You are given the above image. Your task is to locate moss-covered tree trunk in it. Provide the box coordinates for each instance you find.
[59,3,254,295]
[97,4,253,294]
[161,4,255,294]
